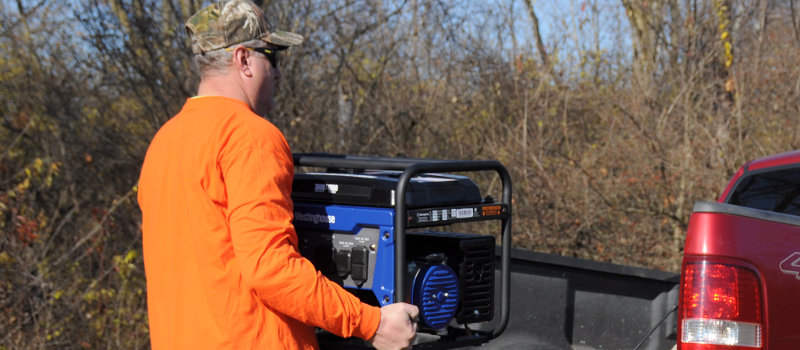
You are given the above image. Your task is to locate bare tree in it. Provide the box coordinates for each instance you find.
[522,0,556,83]
[621,0,667,88]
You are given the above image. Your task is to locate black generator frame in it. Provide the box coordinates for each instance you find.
[293,153,512,349]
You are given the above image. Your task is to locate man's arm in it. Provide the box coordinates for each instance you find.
[220,120,381,339]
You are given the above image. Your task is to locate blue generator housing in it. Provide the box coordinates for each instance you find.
[292,203,398,307]
[291,154,512,348]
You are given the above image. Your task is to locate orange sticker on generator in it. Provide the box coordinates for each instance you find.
[482,205,501,216]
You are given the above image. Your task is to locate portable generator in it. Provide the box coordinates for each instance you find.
[291,154,512,349]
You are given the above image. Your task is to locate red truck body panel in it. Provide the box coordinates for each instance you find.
[684,205,800,348]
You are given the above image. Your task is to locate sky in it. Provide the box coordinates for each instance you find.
[476,0,633,75]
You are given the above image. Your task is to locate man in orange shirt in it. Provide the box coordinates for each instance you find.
[137,1,418,349]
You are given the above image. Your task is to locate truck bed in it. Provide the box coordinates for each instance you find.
[468,248,679,350]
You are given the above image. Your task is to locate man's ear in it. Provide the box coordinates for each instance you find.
[232,47,254,77]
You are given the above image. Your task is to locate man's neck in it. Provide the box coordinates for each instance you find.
[196,74,250,105]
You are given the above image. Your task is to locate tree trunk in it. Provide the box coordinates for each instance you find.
[621,0,665,86]
[522,0,557,84]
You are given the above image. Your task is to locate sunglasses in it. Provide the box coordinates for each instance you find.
[249,47,279,69]
[226,46,280,69]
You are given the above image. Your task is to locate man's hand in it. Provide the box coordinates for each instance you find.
[368,302,419,350]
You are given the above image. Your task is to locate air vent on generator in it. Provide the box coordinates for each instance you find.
[456,237,494,324]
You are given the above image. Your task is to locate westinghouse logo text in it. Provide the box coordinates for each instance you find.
[294,211,336,224]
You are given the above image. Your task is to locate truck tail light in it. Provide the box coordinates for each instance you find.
[679,260,763,349]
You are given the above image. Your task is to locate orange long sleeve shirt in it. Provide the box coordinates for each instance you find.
[137,96,380,349]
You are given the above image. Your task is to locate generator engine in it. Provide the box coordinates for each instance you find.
[407,253,460,330]
[291,154,511,348]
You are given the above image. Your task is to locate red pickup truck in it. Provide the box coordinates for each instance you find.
[679,150,800,349]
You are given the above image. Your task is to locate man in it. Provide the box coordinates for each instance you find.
[137,0,418,349]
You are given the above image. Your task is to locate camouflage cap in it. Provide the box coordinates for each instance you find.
[185,0,303,54]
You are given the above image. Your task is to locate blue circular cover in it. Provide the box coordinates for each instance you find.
[411,264,460,329]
